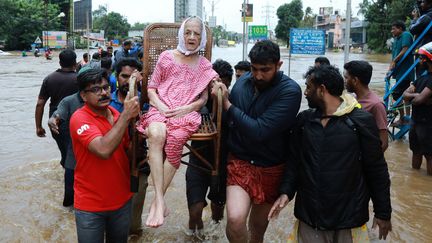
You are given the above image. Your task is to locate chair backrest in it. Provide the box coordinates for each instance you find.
[140,22,213,105]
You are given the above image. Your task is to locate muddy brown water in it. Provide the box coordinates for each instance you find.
[0,47,431,242]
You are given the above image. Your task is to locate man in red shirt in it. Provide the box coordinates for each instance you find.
[70,68,139,242]
[344,60,388,152]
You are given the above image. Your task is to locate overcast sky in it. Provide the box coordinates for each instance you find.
[92,0,362,33]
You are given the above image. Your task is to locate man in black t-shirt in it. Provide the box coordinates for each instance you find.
[403,42,432,175]
[35,49,78,206]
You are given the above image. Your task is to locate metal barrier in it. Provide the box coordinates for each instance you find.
[384,21,432,140]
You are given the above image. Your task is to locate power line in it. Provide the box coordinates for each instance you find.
[261,2,274,29]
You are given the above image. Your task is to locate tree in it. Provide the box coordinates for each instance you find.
[92,5,107,19]
[360,0,414,53]
[93,6,130,40]
[130,22,148,31]
[275,0,304,45]
[300,6,315,28]
[1,0,61,50]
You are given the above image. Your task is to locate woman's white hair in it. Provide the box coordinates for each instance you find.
[176,16,207,56]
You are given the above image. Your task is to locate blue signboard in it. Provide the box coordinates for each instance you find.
[290,28,326,55]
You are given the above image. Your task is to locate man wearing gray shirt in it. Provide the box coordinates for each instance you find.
[48,91,84,207]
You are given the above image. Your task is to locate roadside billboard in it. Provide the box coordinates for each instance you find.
[248,25,268,40]
[241,4,253,22]
[290,28,326,55]
[42,31,67,48]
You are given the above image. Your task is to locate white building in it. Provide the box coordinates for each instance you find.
[175,0,203,23]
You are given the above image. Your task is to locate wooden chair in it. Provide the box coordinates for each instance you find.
[137,23,222,184]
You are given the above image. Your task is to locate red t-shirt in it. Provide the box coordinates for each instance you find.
[358,91,388,130]
[70,104,132,212]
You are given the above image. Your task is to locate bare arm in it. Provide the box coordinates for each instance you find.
[404,86,432,105]
[379,129,388,152]
[412,86,432,105]
[390,46,409,70]
[403,83,416,102]
[165,86,209,118]
[88,96,140,159]
[35,97,47,137]
[148,88,169,115]
[48,114,61,135]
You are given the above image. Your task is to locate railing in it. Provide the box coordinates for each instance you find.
[384,20,432,140]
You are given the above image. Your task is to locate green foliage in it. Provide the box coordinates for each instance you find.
[300,6,315,28]
[92,6,130,40]
[211,25,226,42]
[130,22,149,31]
[0,0,61,50]
[92,5,107,19]
[275,0,304,45]
[361,0,414,53]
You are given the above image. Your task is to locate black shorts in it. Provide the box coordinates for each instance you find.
[392,78,412,101]
[185,140,227,208]
[409,122,432,156]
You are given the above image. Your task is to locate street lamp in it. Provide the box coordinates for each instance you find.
[44,12,65,50]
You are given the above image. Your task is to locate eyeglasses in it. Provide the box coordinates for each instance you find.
[84,84,111,95]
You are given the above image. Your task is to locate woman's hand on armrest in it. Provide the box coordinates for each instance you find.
[148,88,170,116]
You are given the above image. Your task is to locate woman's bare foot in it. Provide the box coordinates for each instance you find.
[146,199,167,228]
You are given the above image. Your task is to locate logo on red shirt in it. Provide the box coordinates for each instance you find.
[77,124,90,135]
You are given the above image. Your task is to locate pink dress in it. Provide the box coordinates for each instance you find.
[137,50,217,168]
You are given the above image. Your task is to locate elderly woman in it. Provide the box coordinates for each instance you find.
[137,17,218,228]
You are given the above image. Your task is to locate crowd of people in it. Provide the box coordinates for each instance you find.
[33,8,432,241]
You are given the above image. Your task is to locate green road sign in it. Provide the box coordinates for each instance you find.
[249,25,268,39]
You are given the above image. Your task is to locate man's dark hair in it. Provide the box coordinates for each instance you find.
[59,49,77,68]
[315,56,330,66]
[77,68,108,91]
[234,61,251,72]
[83,53,88,59]
[92,52,100,60]
[248,40,280,65]
[101,57,112,70]
[392,20,406,31]
[304,65,344,96]
[123,40,133,46]
[343,60,373,86]
[100,50,109,58]
[115,58,143,76]
[213,59,233,82]
[107,46,113,50]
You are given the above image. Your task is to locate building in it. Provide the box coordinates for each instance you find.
[315,8,343,49]
[74,0,92,31]
[341,19,368,47]
[314,7,367,49]
[209,16,217,28]
[174,0,203,23]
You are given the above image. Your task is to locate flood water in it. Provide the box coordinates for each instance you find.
[0,45,431,242]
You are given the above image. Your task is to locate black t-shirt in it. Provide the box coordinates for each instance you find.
[38,69,78,116]
[412,73,432,123]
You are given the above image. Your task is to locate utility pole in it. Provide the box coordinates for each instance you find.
[86,10,90,58]
[44,0,48,50]
[242,0,249,61]
[210,0,215,17]
[262,2,273,30]
[344,0,351,63]
[69,0,74,49]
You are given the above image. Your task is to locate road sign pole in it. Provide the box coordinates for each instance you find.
[242,0,247,61]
